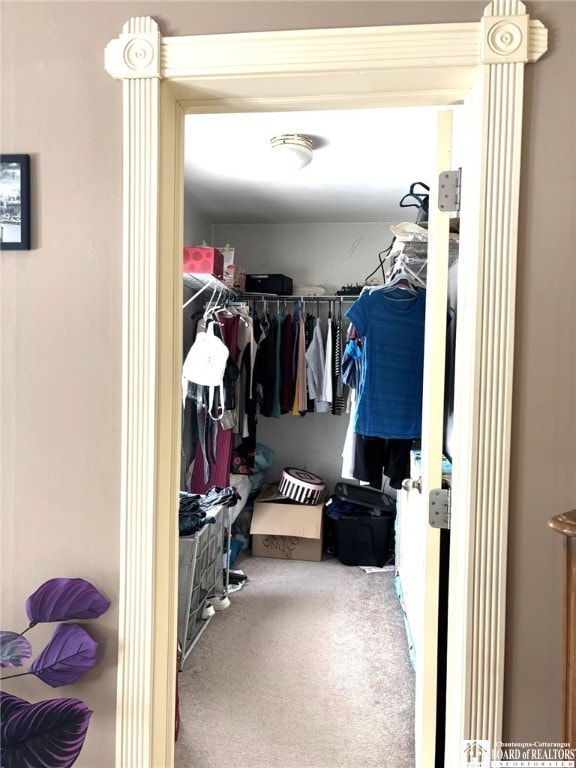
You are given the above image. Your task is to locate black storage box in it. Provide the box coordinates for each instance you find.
[245,273,293,295]
[326,483,396,567]
[333,482,393,509]
[332,515,395,567]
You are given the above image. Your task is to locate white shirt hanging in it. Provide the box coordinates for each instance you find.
[321,317,333,405]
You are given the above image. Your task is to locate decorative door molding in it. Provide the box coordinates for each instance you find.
[105,4,547,765]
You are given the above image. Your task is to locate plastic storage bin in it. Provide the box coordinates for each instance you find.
[177,504,228,670]
[332,515,395,567]
[328,483,396,567]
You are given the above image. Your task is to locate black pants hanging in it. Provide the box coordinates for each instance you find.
[353,436,413,489]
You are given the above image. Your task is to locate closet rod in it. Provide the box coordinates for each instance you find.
[245,294,358,302]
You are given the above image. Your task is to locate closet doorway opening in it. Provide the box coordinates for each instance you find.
[181,106,458,488]
[104,9,547,767]
[177,104,464,768]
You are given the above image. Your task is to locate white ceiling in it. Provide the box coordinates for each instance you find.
[183,107,444,224]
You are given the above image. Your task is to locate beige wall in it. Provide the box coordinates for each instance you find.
[1,2,574,765]
[506,0,576,739]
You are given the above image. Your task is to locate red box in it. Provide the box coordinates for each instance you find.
[183,247,224,278]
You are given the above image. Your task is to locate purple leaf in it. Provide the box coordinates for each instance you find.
[25,578,110,625]
[0,631,32,668]
[0,690,91,768]
[30,624,98,688]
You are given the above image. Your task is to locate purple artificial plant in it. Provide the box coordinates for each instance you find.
[0,578,110,768]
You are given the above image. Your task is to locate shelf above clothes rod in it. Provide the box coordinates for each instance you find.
[182,273,237,310]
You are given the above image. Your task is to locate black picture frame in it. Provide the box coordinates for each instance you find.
[0,154,31,251]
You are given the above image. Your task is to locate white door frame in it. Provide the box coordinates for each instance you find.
[104,4,547,766]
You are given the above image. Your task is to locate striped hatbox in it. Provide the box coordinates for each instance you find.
[278,467,326,506]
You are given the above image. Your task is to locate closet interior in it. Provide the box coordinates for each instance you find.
[176,105,461,723]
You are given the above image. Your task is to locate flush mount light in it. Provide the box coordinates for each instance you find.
[270,134,314,170]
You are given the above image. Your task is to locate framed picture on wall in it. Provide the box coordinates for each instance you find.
[0,154,31,250]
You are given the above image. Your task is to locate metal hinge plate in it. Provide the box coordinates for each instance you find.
[429,488,451,529]
[438,168,461,213]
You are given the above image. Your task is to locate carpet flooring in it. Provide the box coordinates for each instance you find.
[175,555,415,768]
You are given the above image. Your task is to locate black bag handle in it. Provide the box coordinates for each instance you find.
[399,181,430,209]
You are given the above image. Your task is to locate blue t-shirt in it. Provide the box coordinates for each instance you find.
[345,289,426,439]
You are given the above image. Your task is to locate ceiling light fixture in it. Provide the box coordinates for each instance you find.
[270,134,314,170]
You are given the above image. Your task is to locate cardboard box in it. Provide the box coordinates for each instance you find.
[216,245,235,272]
[223,264,246,292]
[250,483,325,562]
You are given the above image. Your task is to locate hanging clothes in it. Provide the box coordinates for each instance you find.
[234,308,257,435]
[340,325,363,479]
[305,312,316,412]
[341,386,358,479]
[182,317,229,486]
[345,288,426,439]
[189,314,240,493]
[181,308,206,482]
[291,313,300,401]
[254,313,276,418]
[331,315,347,415]
[249,298,361,419]
[232,315,264,475]
[353,435,413,489]
[341,328,363,391]
[280,313,294,414]
[321,317,333,406]
[291,315,307,415]
[305,317,329,413]
[272,312,284,419]
[236,309,257,389]
[298,315,307,414]
[304,312,315,348]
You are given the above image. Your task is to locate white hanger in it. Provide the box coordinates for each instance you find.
[182,280,210,311]
[383,271,418,294]
[203,285,225,321]
[370,266,419,300]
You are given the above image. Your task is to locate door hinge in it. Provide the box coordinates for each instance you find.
[438,168,461,213]
[429,488,451,529]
